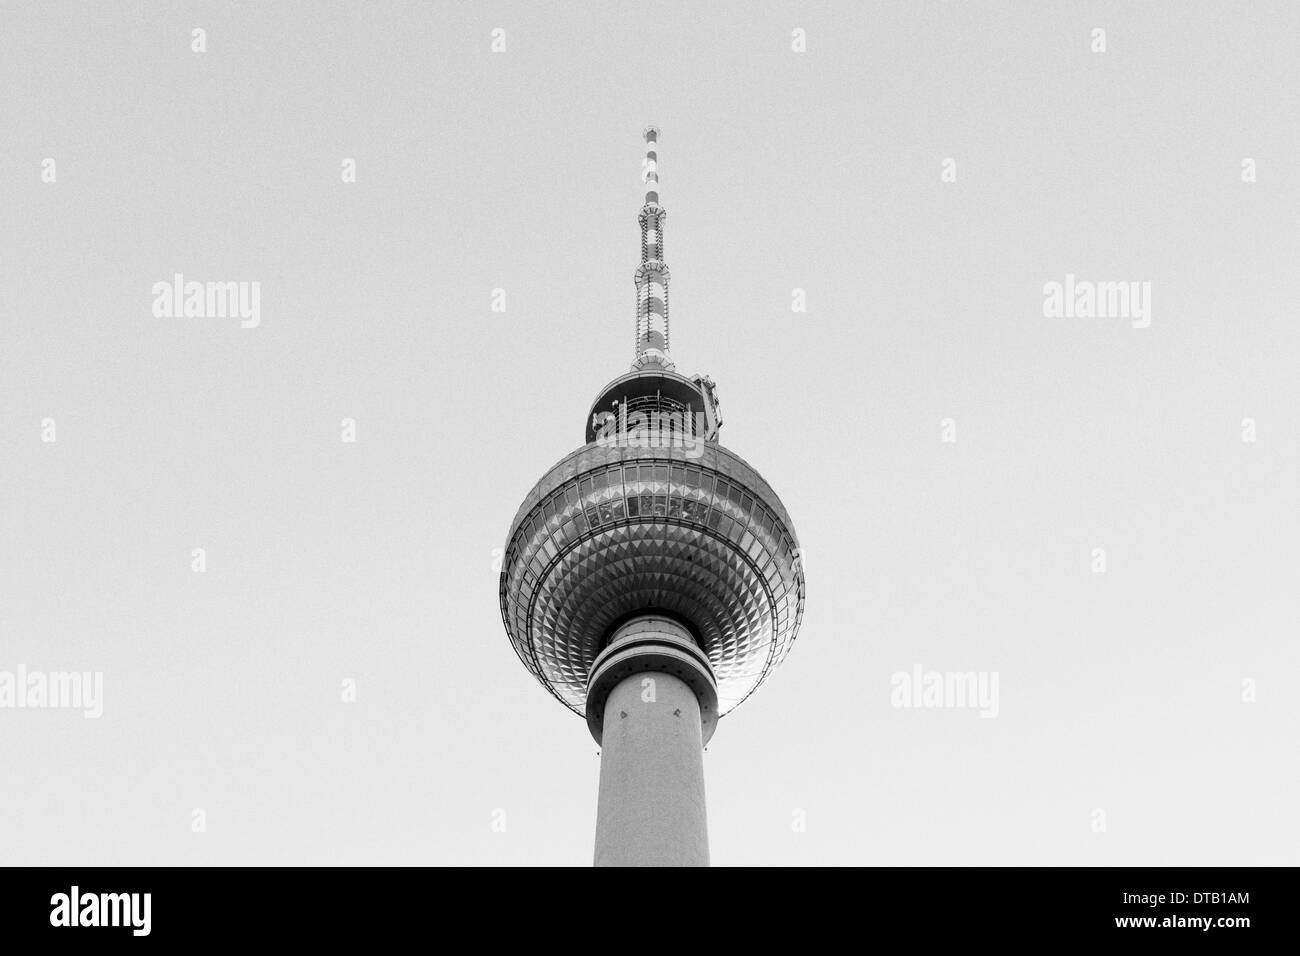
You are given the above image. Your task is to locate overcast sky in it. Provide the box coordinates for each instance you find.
[2,1,1297,865]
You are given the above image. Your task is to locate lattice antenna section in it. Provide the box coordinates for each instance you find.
[634,126,673,370]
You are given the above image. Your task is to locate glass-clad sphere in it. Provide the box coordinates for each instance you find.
[499,441,806,718]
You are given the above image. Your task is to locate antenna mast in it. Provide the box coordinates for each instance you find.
[634,126,673,370]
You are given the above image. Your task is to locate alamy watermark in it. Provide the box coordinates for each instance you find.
[1043,273,1151,329]
[0,665,103,718]
[592,407,707,459]
[891,664,999,718]
[151,274,260,328]
[50,886,150,936]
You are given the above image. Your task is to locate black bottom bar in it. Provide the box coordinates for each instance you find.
[0,866,1283,943]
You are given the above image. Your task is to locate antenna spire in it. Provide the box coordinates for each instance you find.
[634,126,673,370]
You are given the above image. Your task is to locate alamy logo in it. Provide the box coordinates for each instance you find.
[0,665,102,718]
[890,665,999,718]
[50,886,151,936]
[592,407,707,459]
[1043,273,1151,328]
[151,273,261,328]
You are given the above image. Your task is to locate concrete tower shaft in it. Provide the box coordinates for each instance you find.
[589,617,713,867]
[593,670,707,866]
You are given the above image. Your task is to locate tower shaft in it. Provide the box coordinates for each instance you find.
[594,671,708,867]
[586,615,717,867]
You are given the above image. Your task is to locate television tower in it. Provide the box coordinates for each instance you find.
[498,128,806,866]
